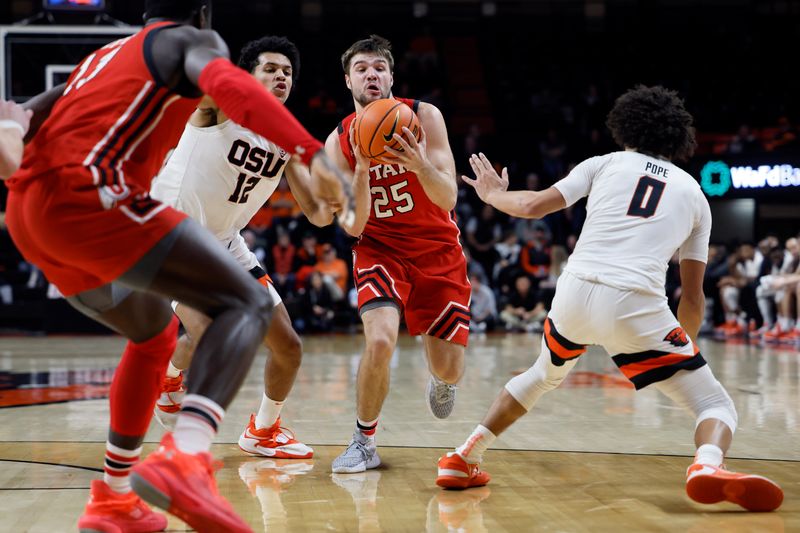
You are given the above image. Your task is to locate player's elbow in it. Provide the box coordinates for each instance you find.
[308,211,334,228]
[523,200,545,219]
[680,289,704,309]
[344,218,367,238]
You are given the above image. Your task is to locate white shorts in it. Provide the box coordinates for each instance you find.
[546,271,706,389]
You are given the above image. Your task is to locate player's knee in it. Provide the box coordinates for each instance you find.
[364,334,396,363]
[239,287,273,326]
[696,385,738,434]
[273,331,303,368]
[430,356,462,384]
[656,366,738,434]
[504,357,563,411]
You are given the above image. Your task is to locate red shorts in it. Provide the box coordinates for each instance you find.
[352,240,471,346]
[6,171,185,296]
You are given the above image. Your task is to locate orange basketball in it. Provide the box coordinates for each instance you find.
[354,98,420,163]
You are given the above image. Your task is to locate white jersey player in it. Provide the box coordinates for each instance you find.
[437,85,783,512]
[150,36,333,459]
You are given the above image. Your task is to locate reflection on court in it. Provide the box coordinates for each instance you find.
[0,334,797,531]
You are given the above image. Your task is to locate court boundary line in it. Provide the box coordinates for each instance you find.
[1,445,797,463]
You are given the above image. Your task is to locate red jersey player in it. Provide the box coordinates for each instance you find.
[4,1,350,532]
[325,35,470,474]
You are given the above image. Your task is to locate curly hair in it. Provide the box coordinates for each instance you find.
[341,35,394,74]
[237,36,300,84]
[606,85,697,162]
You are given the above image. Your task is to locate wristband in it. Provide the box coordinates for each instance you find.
[0,120,25,135]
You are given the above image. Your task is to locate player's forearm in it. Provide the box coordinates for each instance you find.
[345,170,371,237]
[286,164,334,227]
[22,83,65,142]
[486,190,543,218]
[677,294,704,341]
[415,161,457,211]
[198,59,322,165]
[0,128,24,178]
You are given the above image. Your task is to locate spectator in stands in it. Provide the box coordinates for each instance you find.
[493,228,521,291]
[314,243,347,301]
[293,232,319,290]
[519,227,551,281]
[539,128,567,181]
[242,229,267,266]
[465,204,502,280]
[716,242,763,336]
[536,245,568,309]
[499,275,546,332]
[765,116,798,153]
[294,271,336,333]
[469,270,497,333]
[270,179,302,230]
[726,124,762,154]
[271,227,296,296]
[762,237,800,342]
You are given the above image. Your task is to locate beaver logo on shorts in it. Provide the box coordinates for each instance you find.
[664,327,689,347]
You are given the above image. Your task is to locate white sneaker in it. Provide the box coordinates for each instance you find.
[332,431,381,473]
[427,376,457,419]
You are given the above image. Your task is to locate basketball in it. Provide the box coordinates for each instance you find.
[354,98,420,163]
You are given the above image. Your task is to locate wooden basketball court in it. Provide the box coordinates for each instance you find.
[0,333,798,531]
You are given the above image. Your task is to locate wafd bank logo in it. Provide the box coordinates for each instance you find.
[700,160,800,196]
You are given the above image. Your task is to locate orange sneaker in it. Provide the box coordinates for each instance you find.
[436,452,490,490]
[78,479,167,533]
[130,433,253,533]
[686,463,784,512]
[762,325,784,342]
[238,415,314,459]
[153,373,186,430]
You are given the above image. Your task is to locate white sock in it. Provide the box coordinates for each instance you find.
[357,417,378,439]
[456,425,496,464]
[788,319,796,330]
[103,443,140,494]
[725,312,737,323]
[166,361,182,379]
[173,394,225,454]
[778,316,789,330]
[694,444,724,467]
[255,394,284,429]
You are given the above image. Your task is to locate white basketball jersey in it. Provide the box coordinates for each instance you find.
[151,119,290,254]
[554,150,711,296]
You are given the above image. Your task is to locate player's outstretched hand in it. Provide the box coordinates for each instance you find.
[384,126,427,173]
[309,150,357,233]
[462,153,509,203]
[0,100,33,136]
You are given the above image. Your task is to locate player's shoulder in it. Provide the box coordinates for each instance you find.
[157,25,223,49]
[415,100,441,121]
[325,126,343,150]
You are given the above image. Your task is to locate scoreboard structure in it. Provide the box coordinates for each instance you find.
[1,24,140,101]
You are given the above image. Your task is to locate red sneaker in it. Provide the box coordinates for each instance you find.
[78,479,167,533]
[436,452,490,490]
[686,463,784,512]
[155,373,185,414]
[762,325,784,342]
[130,433,253,533]
[238,414,314,459]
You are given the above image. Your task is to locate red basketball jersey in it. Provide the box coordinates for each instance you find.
[338,98,462,256]
[8,22,200,193]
